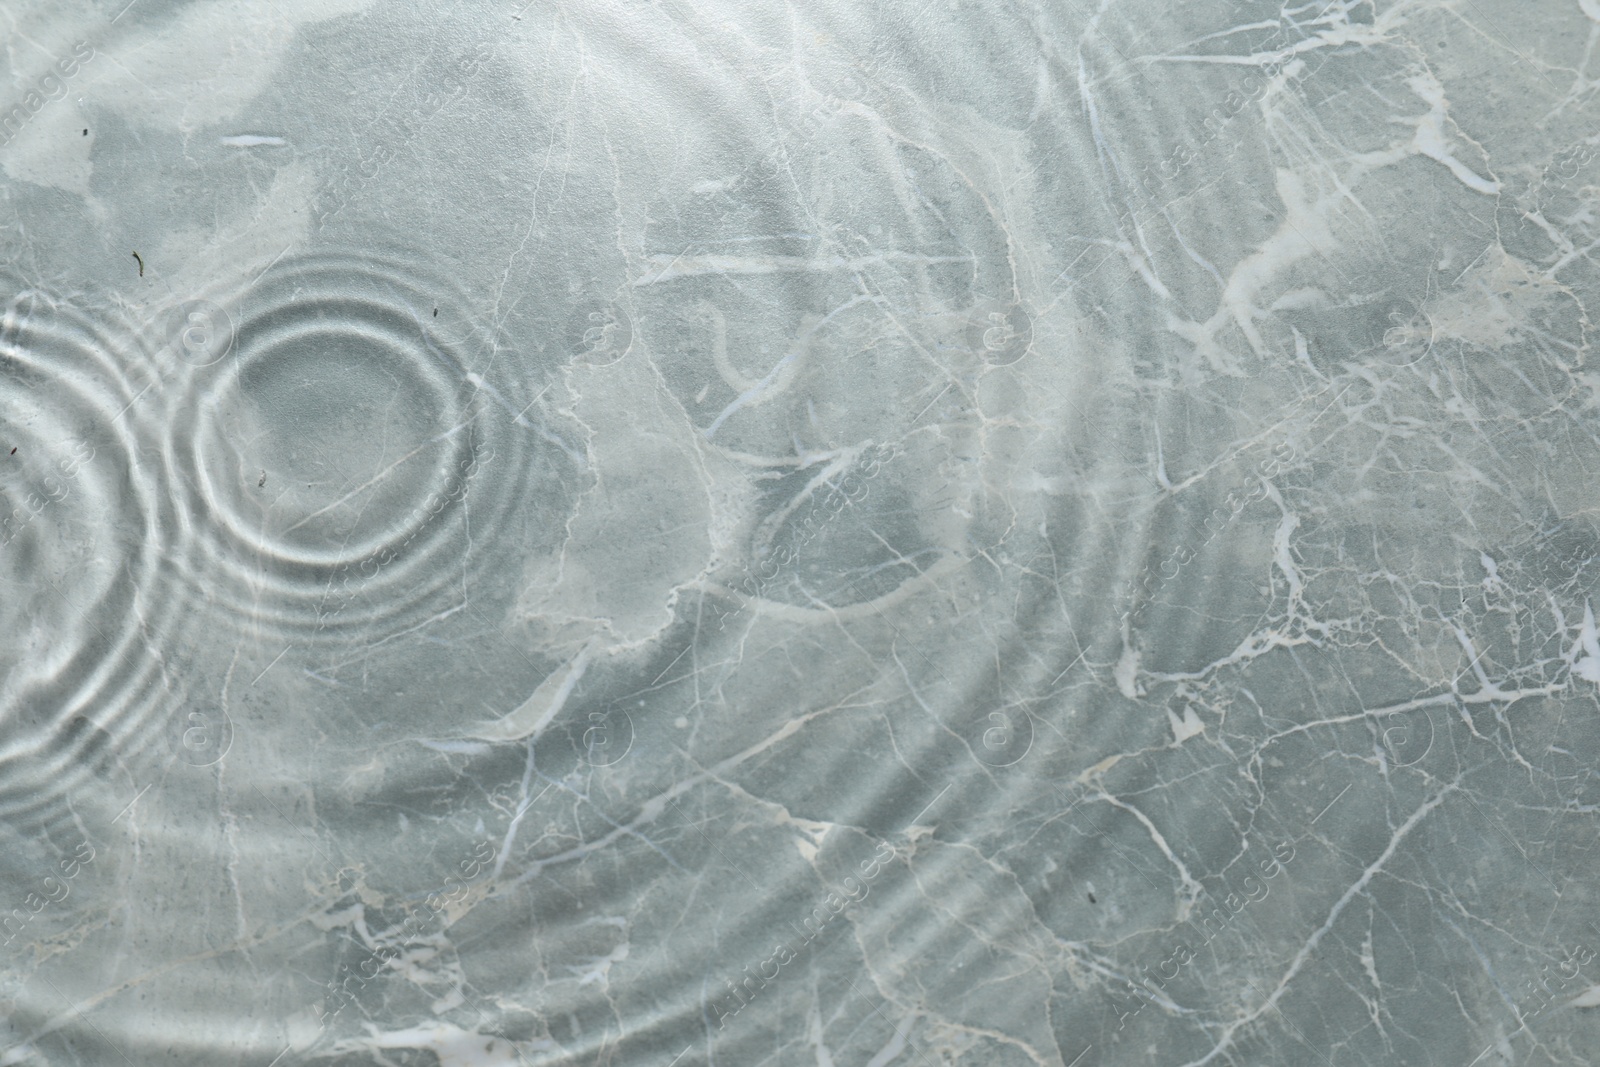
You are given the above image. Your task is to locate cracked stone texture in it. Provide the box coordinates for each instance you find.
[2,0,1599,1065]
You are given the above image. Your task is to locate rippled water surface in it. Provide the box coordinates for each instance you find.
[4,1,1600,1064]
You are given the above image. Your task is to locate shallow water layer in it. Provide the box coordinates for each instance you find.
[2,1,1599,1065]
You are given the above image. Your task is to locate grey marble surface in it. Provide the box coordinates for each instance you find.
[2,0,1599,1064]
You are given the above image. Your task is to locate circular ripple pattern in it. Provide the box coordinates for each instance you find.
[0,280,179,826]
[13,3,1587,1066]
[166,246,541,646]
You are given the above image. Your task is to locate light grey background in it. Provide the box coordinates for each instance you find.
[1,0,1598,1064]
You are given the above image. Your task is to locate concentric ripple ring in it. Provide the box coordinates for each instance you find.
[0,279,177,827]
[164,244,540,646]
